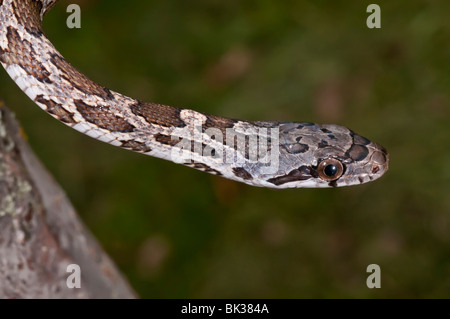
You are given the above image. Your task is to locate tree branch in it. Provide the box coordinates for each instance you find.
[0,102,136,298]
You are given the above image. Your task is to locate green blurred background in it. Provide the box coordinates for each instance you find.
[1,0,449,298]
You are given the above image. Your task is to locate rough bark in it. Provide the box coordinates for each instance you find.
[0,102,136,298]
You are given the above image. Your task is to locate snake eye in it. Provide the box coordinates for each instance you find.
[318,158,344,181]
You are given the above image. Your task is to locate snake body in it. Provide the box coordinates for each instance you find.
[0,0,388,188]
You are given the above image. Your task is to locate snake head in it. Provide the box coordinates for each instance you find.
[268,123,389,188]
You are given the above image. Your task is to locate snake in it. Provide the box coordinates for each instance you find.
[0,0,388,189]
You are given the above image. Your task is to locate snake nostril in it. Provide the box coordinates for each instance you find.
[372,165,379,174]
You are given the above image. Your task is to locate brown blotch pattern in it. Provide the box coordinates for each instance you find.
[74,100,135,132]
[267,166,312,186]
[49,53,114,100]
[0,45,5,63]
[4,27,51,83]
[232,167,253,180]
[11,0,43,36]
[121,140,152,153]
[130,101,186,128]
[203,114,239,146]
[35,95,76,124]
[204,114,237,132]
[318,140,328,148]
[154,133,180,147]
[320,128,332,134]
[154,133,214,158]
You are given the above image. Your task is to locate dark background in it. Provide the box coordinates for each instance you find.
[0,0,449,297]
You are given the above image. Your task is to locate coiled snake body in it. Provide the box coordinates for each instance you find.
[0,0,388,188]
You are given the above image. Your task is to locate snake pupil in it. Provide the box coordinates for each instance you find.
[324,164,337,177]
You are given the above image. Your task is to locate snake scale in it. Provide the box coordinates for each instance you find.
[0,0,388,188]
